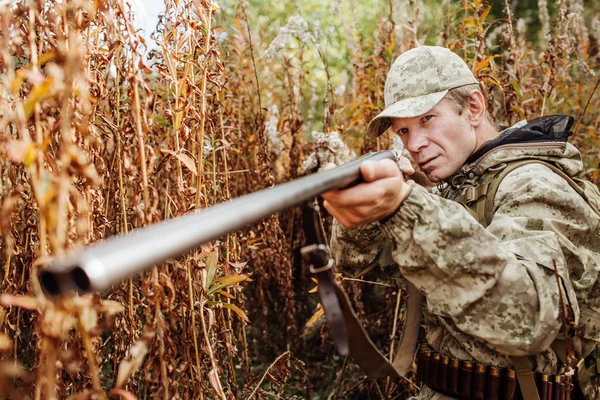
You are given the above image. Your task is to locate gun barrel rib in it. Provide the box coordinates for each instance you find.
[39,151,397,295]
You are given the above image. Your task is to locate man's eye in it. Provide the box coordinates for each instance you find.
[397,128,408,136]
[423,115,433,122]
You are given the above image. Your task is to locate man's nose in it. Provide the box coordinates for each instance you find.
[405,130,429,153]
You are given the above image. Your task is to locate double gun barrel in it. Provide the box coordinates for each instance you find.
[39,151,398,296]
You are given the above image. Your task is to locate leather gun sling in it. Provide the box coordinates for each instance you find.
[331,279,424,378]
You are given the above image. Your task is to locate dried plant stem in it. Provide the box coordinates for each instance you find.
[195,6,214,208]
[385,290,422,395]
[317,46,335,132]
[388,289,403,358]
[78,313,106,399]
[504,0,517,50]
[119,0,150,221]
[114,61,134,321]
[153,266,170,398]
[173,66,184,181]
[575,77,600,135]
[219,108,231,201]
[131,77,150,221]
[56,10,76,254]
[199,294,226,400]
[541,68,551,116]
[216,109,238,392]
[211,131,217,204]
[2,255,10,286]
[29,5,47,257]
[241,2,262,111]
[187,264,202,387]
[36,338,56,400]
[247,351,291,400]
[14,307,21,363]
[342,277,390,287]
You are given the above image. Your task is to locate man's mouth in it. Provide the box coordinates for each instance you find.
[419,156,437,169]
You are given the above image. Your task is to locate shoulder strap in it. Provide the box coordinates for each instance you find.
[482,159,599,226]
[512,356,542,400]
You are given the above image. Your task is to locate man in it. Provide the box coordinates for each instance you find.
[322,46,600,399]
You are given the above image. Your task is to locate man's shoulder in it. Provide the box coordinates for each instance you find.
[497,161,573,192]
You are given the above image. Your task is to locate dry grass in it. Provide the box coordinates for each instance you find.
[0,0,598,399]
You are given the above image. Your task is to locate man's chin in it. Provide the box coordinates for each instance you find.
[426,174,441,183]
[423,169,451,183]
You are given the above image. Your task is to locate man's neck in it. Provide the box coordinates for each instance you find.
[474,120,500,152]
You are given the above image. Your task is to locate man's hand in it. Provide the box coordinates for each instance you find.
[322,158,413,228]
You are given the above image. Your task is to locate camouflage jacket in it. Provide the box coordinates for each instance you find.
[331,116,600,398]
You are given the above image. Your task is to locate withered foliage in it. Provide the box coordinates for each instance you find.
[0,0,599,399]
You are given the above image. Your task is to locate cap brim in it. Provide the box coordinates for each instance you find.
[367,90,449,138]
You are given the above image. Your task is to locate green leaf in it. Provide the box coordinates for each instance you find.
[207,275,249,296]
[511,81,523,102]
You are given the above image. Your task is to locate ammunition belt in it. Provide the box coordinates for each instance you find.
[416,348,572,400]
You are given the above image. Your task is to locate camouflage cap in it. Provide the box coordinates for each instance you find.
[367,46,478,138]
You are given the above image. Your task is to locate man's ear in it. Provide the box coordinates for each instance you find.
[467,90,486,127]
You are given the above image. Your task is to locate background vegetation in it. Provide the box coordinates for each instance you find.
[0,0,598,398]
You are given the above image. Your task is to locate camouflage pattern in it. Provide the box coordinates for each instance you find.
[331,133,600,400]
[302,131,356,172]
[367,46,478,138]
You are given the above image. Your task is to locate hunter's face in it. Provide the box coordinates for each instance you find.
[390,98,477,182]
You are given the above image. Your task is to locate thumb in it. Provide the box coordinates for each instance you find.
[398,158,416,175]
[360,159,401,182]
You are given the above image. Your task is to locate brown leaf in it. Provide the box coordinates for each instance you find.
[138,59,152,74]
[161,149,198,175]
[216,290,235,299]
[99,299,125,317]
[221,302,250,323]
[208,368,224,398]
[205,250,219,289]
[158,272,176,308]
[115,331,154,389]
[227,260,248,269]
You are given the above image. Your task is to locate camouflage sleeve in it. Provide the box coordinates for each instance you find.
[380,164,587,356]
[330,219,394,275]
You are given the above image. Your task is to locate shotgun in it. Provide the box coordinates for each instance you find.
[39,150,397,296]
